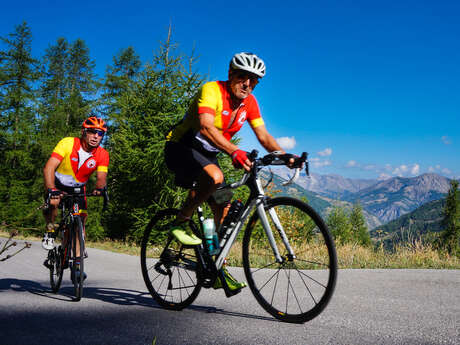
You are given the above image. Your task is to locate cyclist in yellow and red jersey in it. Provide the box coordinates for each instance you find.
[42,116,109,278]
[165,52,295,293]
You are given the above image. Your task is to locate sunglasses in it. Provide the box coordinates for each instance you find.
[86,129,105,137]
[233,71,259,86]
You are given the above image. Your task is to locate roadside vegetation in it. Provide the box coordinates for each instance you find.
[2,228,458,269]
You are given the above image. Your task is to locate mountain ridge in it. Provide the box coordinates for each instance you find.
[273,169,452,225]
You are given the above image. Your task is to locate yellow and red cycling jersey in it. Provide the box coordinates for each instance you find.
[166,81,265,152]
[51,137,109,187]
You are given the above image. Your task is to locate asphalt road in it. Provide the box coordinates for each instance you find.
[1,239,459,345]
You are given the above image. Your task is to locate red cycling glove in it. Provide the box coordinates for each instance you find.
[231,149,248,169]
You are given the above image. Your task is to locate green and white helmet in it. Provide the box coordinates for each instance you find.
[230,52,266,78]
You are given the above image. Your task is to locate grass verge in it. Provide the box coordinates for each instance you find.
[1,230,459,269]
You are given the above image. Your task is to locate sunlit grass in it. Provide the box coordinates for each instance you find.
[2,230,459,269]
[337,240,460,269]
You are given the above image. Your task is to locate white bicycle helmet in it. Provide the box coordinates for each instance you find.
[230,52,266,78]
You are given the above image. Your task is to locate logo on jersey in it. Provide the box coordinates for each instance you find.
[86,159,96,169]
[222,110,229,116]
[71,158,78,162]
[238,111,247,124]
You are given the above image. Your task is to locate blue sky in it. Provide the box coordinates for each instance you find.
[2,0,459,180]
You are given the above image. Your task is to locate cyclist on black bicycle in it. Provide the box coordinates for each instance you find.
[42,116,109,281]
[165,52,296,293]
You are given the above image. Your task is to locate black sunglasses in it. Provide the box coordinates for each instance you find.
[86,129,105,137]
[233,71,259,87]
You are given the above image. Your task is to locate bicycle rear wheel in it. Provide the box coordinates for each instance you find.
[49,244,64,293]
[243,197,337,323]
[141,208,202,310]
[73,217,85,301]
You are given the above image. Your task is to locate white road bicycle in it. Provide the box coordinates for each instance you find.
[141,150,337,323]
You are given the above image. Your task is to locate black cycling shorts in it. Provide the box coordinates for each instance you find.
[164,141,220,189]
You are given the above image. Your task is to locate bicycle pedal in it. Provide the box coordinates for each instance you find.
[154,261,168,275]
[43,259,53,269]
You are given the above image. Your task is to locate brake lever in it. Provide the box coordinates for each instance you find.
[281,168,300,186]
[248,149,259,161]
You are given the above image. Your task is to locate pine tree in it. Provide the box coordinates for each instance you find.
[104,30,204,241]
[65,39,98,128]
[104,46,141,98]
[349,202,371,246]
[102,46,141,133]
[441,180,459,255]
[38,37,75,154]
[0,22,42,226]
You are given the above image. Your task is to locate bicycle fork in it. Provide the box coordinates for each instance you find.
[256,198,296,263]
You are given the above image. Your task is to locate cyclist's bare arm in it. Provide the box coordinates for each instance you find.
[252,124,284,153]
[252,125,301,169]
[43,156,61,189]
[92,171,107,195]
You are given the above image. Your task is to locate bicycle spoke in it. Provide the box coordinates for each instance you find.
[295,269,318,305]
[294,257,330,269]
[256,267,282,293]
[251,260,278,274]
[295,268,328,289]
[270,270,280,306]
[284,268,304,314]
[284,268,290,314]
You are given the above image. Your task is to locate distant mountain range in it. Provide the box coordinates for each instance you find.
[369,198,446,246]
[273,169,453,229]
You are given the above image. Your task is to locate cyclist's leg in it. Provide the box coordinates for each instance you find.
[207,185,246,292]
[42,192,60,250]
[165,141,223,217]
[180,164,223,218]
[164,141,222,244]
[207,191,232,226]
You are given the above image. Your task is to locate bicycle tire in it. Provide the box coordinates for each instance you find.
[141,208,202,310]
[49,244,64,293]
[73,216,85,301]
[243,197,337,323]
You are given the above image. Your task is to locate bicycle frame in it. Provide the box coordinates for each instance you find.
[57,197,84,262]
[199,156,300,270]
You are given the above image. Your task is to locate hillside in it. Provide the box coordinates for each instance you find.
[370,198,446,246]
[265,170,382,229]
[274,170,377,199]
[275,169,452,224]
[345,173,451,223]
[260,170,331,214]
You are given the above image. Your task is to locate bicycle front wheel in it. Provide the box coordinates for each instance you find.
[243,197,337,323]
[73,217,85,301]
[49,245,64,293]
[141,209,202,310]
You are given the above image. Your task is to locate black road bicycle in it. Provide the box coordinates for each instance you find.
[45,190,108,301]
[141,151,337,323]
